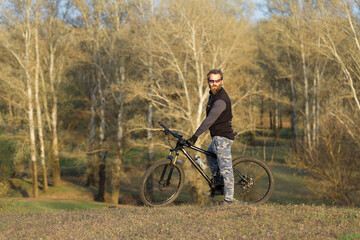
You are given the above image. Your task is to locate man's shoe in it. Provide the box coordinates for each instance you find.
[219,199,241,206]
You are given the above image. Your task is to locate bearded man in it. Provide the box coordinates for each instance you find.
[187,69,235,205]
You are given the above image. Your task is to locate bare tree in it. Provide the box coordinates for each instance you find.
[34,0,74,187]
[34,1,48,192]
[0,0,39,197]
[319,0,360,114]
[264,0,329,149]
[73,0,131,203]
[263,0,360,204]
[134,0,156,170]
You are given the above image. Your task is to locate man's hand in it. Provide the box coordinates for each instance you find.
[186,135,198,146]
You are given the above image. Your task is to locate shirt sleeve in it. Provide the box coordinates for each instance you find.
[194,99,226,137]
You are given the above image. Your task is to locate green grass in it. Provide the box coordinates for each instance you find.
[60,157,88,167]
[337,233,360,240]
[269,164,318,204]
[233,141,291,162]
[0,199,107,215]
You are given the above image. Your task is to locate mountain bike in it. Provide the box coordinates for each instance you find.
[139,122,275,207]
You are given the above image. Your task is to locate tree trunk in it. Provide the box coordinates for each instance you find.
[315,70,320,146]
[145,53,155,199]
[260,96,264,130]
[25,9,38,197]
[279,105,283,129]
[96,68,107,202]
[313,38,322,146]
[111,57,126,204]
[287,47,298,149]
[86,76,97,187]
[269,99,273,129]
[49,45,61,186]
[28,74,38,198]
[40,69,52,132]
[274,79,279,139]
[312,69,318,146]
[192,56,206,205]
[147,54,154,164]
[147,103,154,162]
[290,76,298,148]
[301,42,312,148]
[35,20,48,192]
[110,161,121,204]
[97,150,106,202]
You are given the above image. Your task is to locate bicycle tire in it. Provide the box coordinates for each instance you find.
[139,158,185,207]
[232,156,274,204]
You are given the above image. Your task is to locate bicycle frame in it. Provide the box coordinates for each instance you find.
[158,121,229,192]
[167,139,217,187]
[139,122,275,206]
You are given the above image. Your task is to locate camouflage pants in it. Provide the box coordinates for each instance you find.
[206,136,234,202]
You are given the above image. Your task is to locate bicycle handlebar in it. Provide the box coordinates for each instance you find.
[159,122,238,142]
[158,122,193,148]
[158,122,184,139]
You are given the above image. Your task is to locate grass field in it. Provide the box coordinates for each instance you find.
[0,199,108,215]
[0,201,359,239]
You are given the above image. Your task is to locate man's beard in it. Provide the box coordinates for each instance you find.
[210,84,222,94]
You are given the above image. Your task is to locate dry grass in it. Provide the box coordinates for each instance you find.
[0,203,358,239]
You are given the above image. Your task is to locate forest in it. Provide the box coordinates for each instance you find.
[0,0,359,206]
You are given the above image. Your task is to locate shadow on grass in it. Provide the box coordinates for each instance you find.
[9,179,30,198]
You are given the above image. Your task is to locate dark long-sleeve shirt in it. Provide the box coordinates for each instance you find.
[194,99,226,137]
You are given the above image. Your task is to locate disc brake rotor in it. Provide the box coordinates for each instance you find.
[241,176,254,189]
[158,180,166,191]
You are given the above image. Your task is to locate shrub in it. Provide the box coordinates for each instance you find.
[0,138,15,181]
[287,115,360,206]
[0,137,30,181]
[238,131,255,145]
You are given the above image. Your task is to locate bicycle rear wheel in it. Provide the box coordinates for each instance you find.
[139,158,185,207]
[233,156,274,204]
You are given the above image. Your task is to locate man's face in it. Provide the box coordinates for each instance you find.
[208,73,223,94]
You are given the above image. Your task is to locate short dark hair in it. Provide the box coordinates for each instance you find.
[207,69,223,80]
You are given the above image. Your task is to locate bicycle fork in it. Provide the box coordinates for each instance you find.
[158,151,180,188]
[159,163,174,187]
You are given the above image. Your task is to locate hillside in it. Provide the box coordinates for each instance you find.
[0,202,358,239]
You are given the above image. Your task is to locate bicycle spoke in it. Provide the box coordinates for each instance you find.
[233,158,273,204]
[143,163,182,205]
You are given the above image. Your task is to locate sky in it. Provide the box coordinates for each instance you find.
[252,0,268,21]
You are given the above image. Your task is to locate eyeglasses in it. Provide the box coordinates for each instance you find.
[208,79,222,84]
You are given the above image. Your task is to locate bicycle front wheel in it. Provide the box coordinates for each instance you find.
[139,158,185,207]
[233,156,274,204]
